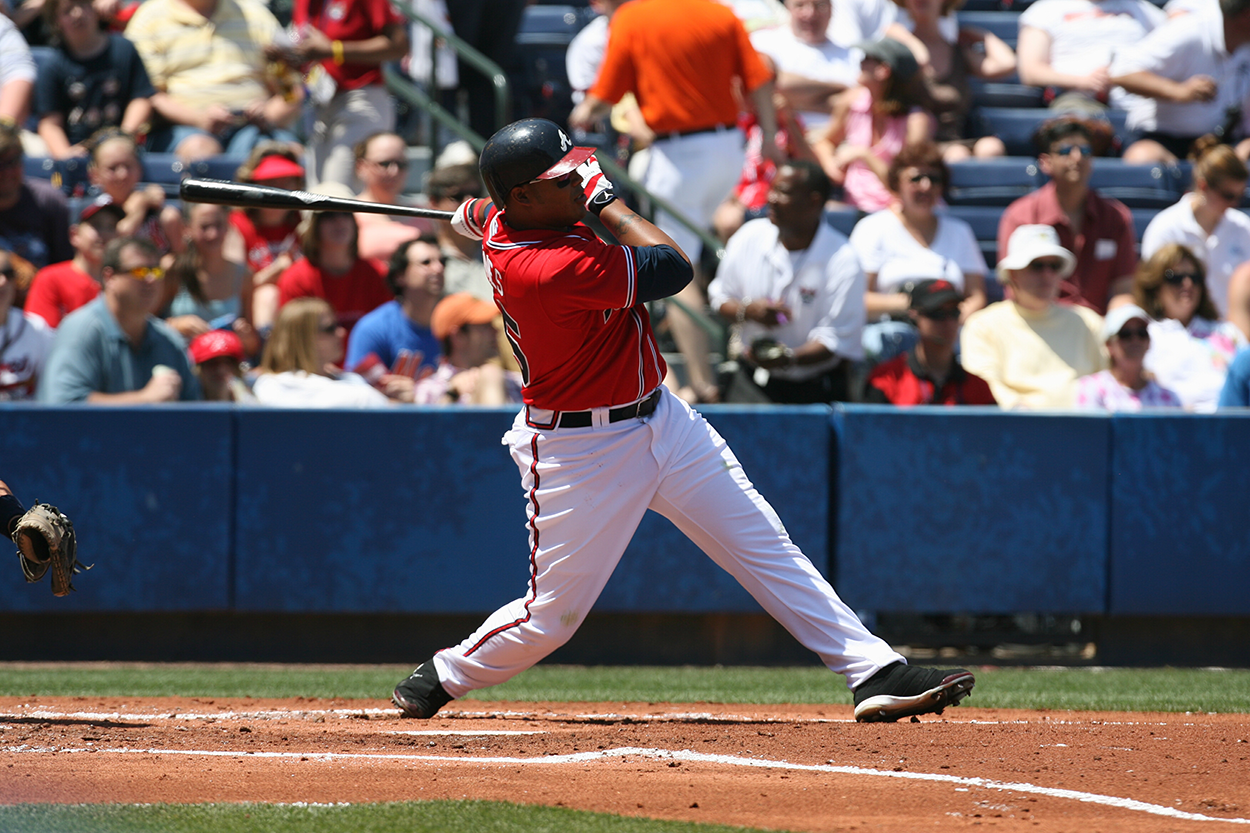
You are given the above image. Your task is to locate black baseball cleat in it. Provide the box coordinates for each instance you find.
[852,662,975,723]
[392,661,453,719]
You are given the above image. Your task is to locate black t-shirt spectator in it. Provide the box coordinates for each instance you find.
[0,179,72,270]
[34,35,155,147]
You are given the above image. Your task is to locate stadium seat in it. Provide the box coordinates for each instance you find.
[946,204,1005,264]
[823,206,860,237]
[972,107,1135,156]
[183,156,248,182]
[956,10,1021,48]
[22,155,91,196]
[1086,160,1186,208]
[946,157,1041,205]
[968,79,1046,109]
[509,5,591,126]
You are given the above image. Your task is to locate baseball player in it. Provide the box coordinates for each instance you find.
[392,118,975,723]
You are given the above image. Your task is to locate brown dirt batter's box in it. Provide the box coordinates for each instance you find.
[1,697,1247,831]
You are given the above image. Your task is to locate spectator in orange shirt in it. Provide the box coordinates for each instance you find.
[568,0,781,405]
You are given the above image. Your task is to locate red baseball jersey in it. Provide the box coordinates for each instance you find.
[479,203,666,411]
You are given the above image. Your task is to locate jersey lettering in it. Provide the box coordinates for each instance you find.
[499,304,531,385]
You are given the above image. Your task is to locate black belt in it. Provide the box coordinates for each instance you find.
[657,123,736,141]
[557,389,661,428]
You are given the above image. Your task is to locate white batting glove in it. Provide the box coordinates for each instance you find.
[576,156,617,215]
[451,198,485,241]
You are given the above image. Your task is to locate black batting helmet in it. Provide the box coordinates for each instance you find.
[478,118,596,206]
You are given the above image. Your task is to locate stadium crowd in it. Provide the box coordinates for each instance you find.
[4,0,1250,412]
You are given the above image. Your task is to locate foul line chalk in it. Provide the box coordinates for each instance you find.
[3,744,1246,825]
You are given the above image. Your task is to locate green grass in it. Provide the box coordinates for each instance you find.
[1,663,1248,713]
[0,801,774,833]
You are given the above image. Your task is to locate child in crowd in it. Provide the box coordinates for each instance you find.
[813,37,933,212]
[86,130,181,267]
[165,202,261,357]
[35,0,154,159]
[225,144,305,332]
[188,329,256,402]
[22,194,123,327]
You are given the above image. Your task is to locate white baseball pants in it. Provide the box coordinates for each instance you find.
[433,387,904,696]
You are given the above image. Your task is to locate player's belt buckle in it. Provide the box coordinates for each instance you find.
[555,389,661,429]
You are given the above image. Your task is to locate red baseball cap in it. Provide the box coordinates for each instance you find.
[189,330,246,364]
[249,155,306,182]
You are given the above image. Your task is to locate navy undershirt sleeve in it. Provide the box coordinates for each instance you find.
[1,493,25,539]
[631,244,694,303]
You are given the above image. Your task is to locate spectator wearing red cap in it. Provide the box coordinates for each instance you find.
[414,292,520,405]
[863,279,996,405]
[225,145,307,331]
[24,194,125,328]
[189,329,256,402]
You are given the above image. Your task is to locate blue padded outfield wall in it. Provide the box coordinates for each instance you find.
[1,404,1248,617]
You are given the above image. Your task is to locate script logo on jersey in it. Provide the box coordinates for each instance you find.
[481,206,666,411]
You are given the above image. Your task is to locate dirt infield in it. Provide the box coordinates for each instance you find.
[2,696,1247,830]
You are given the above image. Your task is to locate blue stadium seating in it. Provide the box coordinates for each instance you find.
[968,79,1046,109]
[139,154,247,196]
[945,204,1005,264]
[946,157,1040,205]
[508,5,594,126]
[956,10,1021,48]
[1086,160,1186,208]
[22,156,91,196]
[823,206,860,237]
[972,106,1135,156]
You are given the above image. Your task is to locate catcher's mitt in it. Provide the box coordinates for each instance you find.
[13,503,87,597]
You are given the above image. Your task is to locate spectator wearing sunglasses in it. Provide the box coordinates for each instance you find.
[961,224,1105,409]
[39,236,200,403]
[997,117,1138,316]
[425,163,491,301]
[1134,243,1246,412]
[862,278,995,405]
[253,296,395,407]
[352,131,431,262]
[1075,304,1181,410]
[343,234,444,376]
[1141,137,1250,321]
[849,142,987,363]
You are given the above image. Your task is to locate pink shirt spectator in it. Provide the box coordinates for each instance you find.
[1074,370,1181,411]
[843,88,909,212]
[414,360,523,405]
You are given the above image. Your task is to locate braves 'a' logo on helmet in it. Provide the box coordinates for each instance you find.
[558,130,572,152]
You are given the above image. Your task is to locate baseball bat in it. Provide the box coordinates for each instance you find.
[179,178,456,221]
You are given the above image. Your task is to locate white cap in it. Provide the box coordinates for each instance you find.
[435,140,478,170]
[1100,303,1151,342]
[996,224,1077,282]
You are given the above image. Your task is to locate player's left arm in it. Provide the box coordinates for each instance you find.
[451,199,493,241]
[0,480,25,539]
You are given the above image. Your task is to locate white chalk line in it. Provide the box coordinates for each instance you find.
[2,743,1246,825]
[0,706,1191,728]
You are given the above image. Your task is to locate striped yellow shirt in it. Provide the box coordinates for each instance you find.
[125,0,281,109]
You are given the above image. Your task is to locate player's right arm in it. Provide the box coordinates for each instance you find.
[597,200,693,303]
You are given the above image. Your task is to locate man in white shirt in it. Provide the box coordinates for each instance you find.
[708,159,865,403]
[829,0,897,47]
[750,0,860,135]
[1110,0,1250,163]
[1016,0,1164,115]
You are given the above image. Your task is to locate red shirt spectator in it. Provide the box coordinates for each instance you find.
[292,0,404,91]
[277,256,391,336]
[864,351,996,405]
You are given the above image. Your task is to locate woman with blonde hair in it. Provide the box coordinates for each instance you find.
[253,297,401,407]
[1134,243,1246,412]
[1141,136,1250,319]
